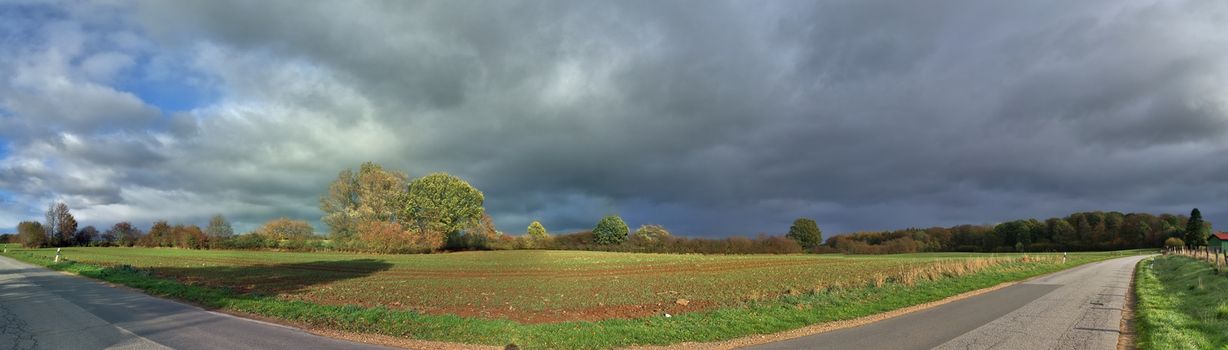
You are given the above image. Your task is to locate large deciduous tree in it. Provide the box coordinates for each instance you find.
[524,220,550,248]
[17,221,47,248]
[74,226,98,246]
[592,215,629,245]
[143,221,172,247]
[44,202,77,246]
[786,218,823,250]
[320,162,408,241]
[527,221,549,242]
[107,222,143,247]
[173,224,208,249]
[205,214,235,238]
[404,173,485,239]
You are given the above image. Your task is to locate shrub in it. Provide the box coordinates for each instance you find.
[257,218,315,241]
[232,233,271,249]
[172,225,208,249]
[357,221,441,254]
[631,224,671,244]
[444,231,490,251]
[1164,237,1185,249]
[592,216,629,245]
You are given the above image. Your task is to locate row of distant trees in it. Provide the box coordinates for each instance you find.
[10,202,320,250]
[0,161,825,255]
[505,216,824,254]
[1,160,823,254]
[316,162,818,254]
[12,161,1206,256]
[826,209,1213,254]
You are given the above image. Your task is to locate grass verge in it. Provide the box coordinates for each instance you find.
[1134,255,1228,350]
[2,250,1139,349]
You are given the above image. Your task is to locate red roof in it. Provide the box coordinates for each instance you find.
[1211,232,1228,240]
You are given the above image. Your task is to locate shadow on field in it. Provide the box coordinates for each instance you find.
[124,259,394,296]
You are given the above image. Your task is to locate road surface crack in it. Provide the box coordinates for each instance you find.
[0,302,37,350]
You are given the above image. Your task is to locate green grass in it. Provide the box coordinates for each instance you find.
[0,247,1144,349]
[1135,255,1228,350]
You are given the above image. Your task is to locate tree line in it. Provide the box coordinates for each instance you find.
[8,161,1210,256]
[316,162,818,254]
[11,202,322,250]
[0,162,844,255]
[826,209,1213,254]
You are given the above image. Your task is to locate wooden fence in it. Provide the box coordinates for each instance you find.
[1164,246,1228,274]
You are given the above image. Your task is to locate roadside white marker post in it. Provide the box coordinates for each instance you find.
[1062,252,1067,264]
[55,247,61,263]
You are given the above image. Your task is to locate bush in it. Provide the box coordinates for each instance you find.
[233,233,272,249]
[444,231,490,251]
[592,216,629,245]
[257,218,315,240]
[631,224,671,244]
[173,225,208,249]
[357,221,441,254]
[1164,237,1185,249]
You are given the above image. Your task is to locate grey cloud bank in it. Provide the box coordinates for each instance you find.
[1,0,1226,236]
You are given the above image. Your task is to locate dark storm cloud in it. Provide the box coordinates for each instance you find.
[1,0,1226,235]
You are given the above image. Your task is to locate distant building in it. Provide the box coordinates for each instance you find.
[1209,232,1228,253]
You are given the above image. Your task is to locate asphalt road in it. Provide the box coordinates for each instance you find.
[0,255,390,350]
[744,254,1149,350]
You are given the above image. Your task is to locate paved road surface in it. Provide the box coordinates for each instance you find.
[0,255,390,350]
[745,254,1148,350]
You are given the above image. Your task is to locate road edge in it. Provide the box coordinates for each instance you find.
[624,279,1023,350]
[0,255,497,350]
[1117,257,1145,350]
[627,255,1141,350]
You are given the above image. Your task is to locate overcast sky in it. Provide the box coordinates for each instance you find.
[1,0,1226,236]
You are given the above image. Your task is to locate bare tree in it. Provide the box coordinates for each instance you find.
[44,202,77,246]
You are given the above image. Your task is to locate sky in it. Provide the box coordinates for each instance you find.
[1,0,1226,236]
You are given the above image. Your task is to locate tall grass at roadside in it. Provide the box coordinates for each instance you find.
[1135,255,1228,349]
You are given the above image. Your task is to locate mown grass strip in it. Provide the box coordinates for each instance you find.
[1135,255,1228,350]
[2,250,1137,349]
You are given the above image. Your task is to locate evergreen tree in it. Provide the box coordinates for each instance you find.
[1185,208,1209,247]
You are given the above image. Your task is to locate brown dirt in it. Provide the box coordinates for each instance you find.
[1117,260,1138,350]
[118,255,833,279]
[295,290,721,324]
[424,299,720,324]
